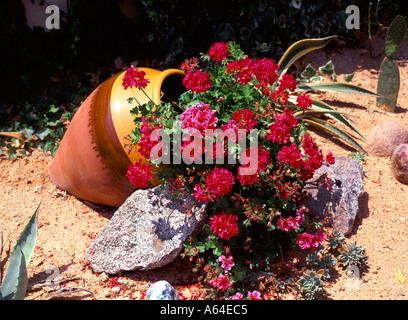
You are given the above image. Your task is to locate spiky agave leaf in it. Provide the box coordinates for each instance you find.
[277,36,337,76]
[296,82,377,96]
[301,117,366,153]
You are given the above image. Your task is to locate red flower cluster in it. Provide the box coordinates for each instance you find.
[226,57,253,85]
[268,74,297,104]
[182,69,212,94]
[138,117,163,159]
[205,167,235,201]
[297,229,327,250]
[231,109,258,132]
[237,145,271,186]
[296,94,313,109]
[122,66,150,90]
[208,42,231,63]
[277,144,304,169]
[326,150,335,165]
[126,159,153,188]
[299,133,325,181]
[180,103,218,137]
[251,58,279,88]
[226,57,279,88]
[266,108,298,144]
[209,211,239,240]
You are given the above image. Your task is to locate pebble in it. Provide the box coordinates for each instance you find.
[103,289,111,297]
[112,286,121,294]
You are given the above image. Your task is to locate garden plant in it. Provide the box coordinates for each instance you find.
[122,37,373,299]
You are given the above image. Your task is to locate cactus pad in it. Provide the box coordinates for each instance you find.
[376,56,400,112]
[385,15,406,58]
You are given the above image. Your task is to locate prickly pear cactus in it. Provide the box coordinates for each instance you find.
[385,15,406,58]
[377,15,406,112]
[377,57,400,112]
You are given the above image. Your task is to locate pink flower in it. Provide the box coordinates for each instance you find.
[231,292,243,300]
[297,229,327,250]
[182,69,212,94]
[209,212,239,240]
[247,290,263,300]
[217,274,233,290]
[219,255,235,272]
[205,167,235,201]
[237,145,271,186]
[208,42,230,62]
[122,66,150,90]
[126,159,153,188]
[180,103,218,137]
[277,210,305,232]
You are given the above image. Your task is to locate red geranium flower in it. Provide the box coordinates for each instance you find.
[182,69,212,94]
[205,167,235,201]
[209,211,239,240]
[208,42,231,63]
[122,65,150,90]
[126,159,152,188]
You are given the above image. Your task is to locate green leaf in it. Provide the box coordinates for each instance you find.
[318,60,335,76]
[277,36,337,76]
[303,117,365,153]
[0,247,28,300]
[13,202,40,266]
[297,82,377,96]
[301,64,317,78]
[344,73,355,83]
[290,97,364,139]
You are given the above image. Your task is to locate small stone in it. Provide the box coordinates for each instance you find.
[103,290,111,297]
[99,272,109,283]
[145,281,179,300]
[112,287,121,294]
[391,144,408,184]
[366,119,408,157]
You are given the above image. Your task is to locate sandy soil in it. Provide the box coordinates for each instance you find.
[1,31,408,300]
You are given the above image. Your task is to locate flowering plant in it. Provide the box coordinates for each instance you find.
[123,41,336,298]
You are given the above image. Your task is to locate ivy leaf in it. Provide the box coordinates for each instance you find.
[301,64,317,78]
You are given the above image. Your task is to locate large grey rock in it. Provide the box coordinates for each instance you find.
[86,185,208,274]
[303,156,368,235]
[146,281,179,300]
[366,119,408,157]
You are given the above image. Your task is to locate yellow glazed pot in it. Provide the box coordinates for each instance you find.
[49,68,185,207]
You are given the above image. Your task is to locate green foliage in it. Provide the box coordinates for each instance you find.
[282,38,376,153]
[377,15,406,112]
[0,203,40,300]
[297,270,327,300]
[338,241,369,270]
[0,104,76,159]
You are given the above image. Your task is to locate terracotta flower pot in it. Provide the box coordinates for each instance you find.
[49,68,185,207]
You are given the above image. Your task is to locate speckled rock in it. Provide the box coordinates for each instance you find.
[366,119,408,157]
[146,281,179,300]
[391,144,408,184]
[304,156,368,235]
[86,185,208,274]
